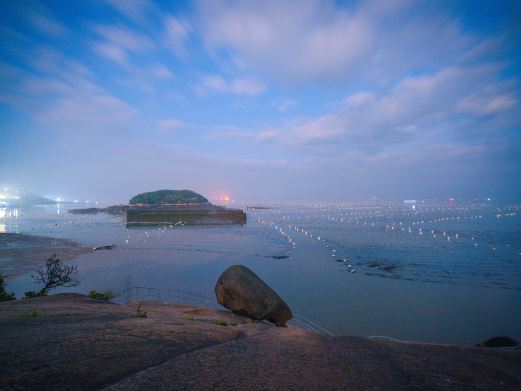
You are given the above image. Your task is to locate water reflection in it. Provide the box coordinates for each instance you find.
[0,208,19,219]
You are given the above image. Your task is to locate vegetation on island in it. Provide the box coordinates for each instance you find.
[129,189,209,205]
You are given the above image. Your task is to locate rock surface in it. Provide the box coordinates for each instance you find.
[215,265,292,326]
[1,294,521,390]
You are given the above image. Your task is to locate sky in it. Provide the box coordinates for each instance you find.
[0,0,520,203]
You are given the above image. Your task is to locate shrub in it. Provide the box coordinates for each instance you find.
[133,302,147,318]
[23,291,45,299]
[214,320,228,327]
[20,310,40,317]
[0,274,16,301]
[88,290,115,301]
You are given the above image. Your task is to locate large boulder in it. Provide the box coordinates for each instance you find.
[215,265,292,327]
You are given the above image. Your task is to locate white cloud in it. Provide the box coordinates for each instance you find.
[195,0,476,84]
[150,64,175,80]
[343,92,375,107]
[164,16,191,57]
[272,98,297,111]
[36,93,137,134]
[27,12,67,36]
[1,47,138,137]
[91,25,154,67]
[200,75,266,96]
[94,25,153,52]
[158,119,186,133]
[104,0,158,26]
[213,64,519,162]
[92,42,128,66]
[291,65,518,151]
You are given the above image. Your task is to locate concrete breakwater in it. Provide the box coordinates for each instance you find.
[126,204,247,226]
[70,204,247,225]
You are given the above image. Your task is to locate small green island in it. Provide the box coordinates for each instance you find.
[70,189,246,226]
[129,189,209,206]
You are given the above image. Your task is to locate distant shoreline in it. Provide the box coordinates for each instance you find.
[0,233,92,279]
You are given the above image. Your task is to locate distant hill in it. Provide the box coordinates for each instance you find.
[0,190,56,206]
[129,190,209,205]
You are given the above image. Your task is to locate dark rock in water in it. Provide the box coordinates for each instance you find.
[94,244,115,251]
[368,260,397,273]
[272,255,288,259]
[477,336,520,348]
[215,265,292,327]
[382,265,397,273]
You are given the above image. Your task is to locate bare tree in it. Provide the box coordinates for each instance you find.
[31,254,81,296]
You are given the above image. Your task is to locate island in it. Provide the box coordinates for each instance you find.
[129,189,209,205]
[70,189,247,226]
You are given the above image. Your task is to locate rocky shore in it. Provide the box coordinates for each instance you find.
[1,294,520,390]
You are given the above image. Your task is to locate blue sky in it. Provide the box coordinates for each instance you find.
[0,0,520,202]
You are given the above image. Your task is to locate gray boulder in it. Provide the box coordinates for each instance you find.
[215,265,292,327]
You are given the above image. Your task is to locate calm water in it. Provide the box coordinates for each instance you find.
[2,201,521,345]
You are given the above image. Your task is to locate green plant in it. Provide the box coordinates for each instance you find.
[31,254,81,296]
[0,274,16,301]
[88,290,115,301]
[186,315,195,321]
[20,310,40,317]
[23,291,45,299]
[214,320,228,327]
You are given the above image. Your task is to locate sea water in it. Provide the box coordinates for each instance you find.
[2,201,520,345]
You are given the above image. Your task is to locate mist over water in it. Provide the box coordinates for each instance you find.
[3,200,520,345]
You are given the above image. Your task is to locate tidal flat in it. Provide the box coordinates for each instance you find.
[0,232,91,278]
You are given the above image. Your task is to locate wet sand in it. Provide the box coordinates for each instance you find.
[0,233,92,278]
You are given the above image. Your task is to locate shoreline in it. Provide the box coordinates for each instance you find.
[0,232,92,279]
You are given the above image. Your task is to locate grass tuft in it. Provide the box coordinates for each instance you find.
[20,310,41,317]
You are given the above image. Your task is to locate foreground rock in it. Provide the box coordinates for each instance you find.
[215,265,292,326]
[1,294,520,390]
[0,293,267,390]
